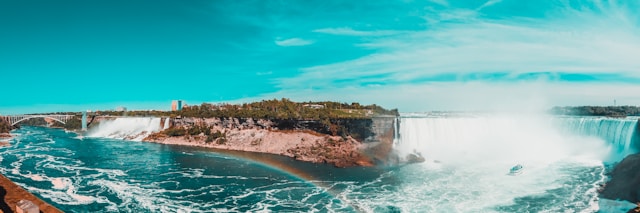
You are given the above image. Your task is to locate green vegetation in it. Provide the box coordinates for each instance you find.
[208,130,226,144]
[49,116,82,130]
[24,100,397,140]
[46,99,396,122]
[88,99,397,119]
[17,117,48,126]
[551,106,640,117]
[161,125,227,144]
[178,99,398,119]
[63,116,83,129]
[164,128,186,136]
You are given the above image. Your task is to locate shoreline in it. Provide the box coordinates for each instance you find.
[0,133,12,147]
[144,128,377,167]
[0,173,63,213]
[0,132,63,212]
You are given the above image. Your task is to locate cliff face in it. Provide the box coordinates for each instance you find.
[147,116,398,167]
[0,119,15,136]
[600,153,640,203]
[169,117,394,143]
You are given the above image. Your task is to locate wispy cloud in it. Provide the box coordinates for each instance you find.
[274,38,314,46]
[477,0,502,10]
[242,81,640,112]
[258,1,640,111]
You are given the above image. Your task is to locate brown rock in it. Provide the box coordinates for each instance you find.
[0,174,62,213]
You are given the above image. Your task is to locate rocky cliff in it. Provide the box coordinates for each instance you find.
[0,118,14,134]
[145,116,402,167]
[600,153,640,204]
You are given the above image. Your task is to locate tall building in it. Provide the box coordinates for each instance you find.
[172,100,184,111]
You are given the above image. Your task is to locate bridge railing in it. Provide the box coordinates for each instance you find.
[1,114,76,126]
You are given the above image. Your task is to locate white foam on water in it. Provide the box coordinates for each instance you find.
[86,117,163,141]
[28,174,45,181]
[598,198,637,213]
[382,114,627,212]
[51,177,71,190]
[1,130,336,212]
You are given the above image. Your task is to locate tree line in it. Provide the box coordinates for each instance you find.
[550,106,640,117]
[95,99,398,120]
[179,99,398,119]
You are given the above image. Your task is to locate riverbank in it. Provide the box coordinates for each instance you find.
[600,153,640,212]
[145,128,376,167]
[0,173,62,213]
[0,133,10,147]
[140,116,411,167]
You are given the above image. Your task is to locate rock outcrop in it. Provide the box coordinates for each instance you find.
[0,119,14,134]
[145,116,401,167]
[600,153,640,204]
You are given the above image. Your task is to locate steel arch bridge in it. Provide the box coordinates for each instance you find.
[1,114,75,126]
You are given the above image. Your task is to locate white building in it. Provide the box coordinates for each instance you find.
[303,104,325,109]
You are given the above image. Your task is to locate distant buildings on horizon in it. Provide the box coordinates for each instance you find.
[172,100,185,111]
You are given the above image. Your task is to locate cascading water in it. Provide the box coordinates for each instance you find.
[86,117,163,141]
[380,113,635,212]
[163,117,170,130]
[393,117,399,145]
[2,115,636,212]
[557,116,638,156]
[395,114,638,163]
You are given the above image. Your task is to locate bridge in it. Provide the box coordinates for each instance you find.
[0,114,76,126]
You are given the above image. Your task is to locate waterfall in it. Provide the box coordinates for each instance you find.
[393,117,400,145]
[556,117,638,152]
[86,117,163,141]
[395,114,637,164]
[163,118,170,130]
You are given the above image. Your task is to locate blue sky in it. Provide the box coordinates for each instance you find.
[1,0,640,114]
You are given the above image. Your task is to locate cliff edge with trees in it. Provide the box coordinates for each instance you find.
[143,99,410,167]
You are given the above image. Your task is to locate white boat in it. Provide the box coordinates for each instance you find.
[509,164,523,175]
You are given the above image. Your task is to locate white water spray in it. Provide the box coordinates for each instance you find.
[163,118,170,130]
[557,116,638,159]
[86,117,163,141]
[395,114,637,164]
[370,114,636,211]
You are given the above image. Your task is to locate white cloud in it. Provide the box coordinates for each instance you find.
[276,1,640,90]
[274,38,314,46]
[244,1,640,111]
[242,81,640,112]
[477,0,502,10]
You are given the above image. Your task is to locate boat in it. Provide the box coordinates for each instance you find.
[508,164,523,175]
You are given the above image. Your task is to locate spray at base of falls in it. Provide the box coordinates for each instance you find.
[372,114,636,211]
[163,118,170,130]
[394,114,638,165]
[86,117,163,141]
